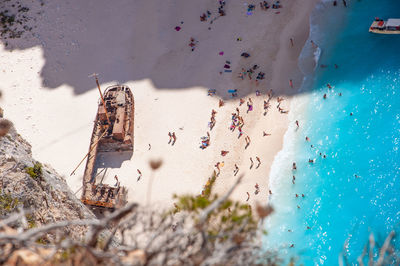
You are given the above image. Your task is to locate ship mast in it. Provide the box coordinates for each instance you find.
[90,73,111,126]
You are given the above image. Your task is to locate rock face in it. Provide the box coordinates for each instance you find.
[0,126,95,240]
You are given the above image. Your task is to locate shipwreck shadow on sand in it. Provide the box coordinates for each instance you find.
[94,151,133,170]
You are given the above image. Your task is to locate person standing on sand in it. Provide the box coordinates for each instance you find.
[114,175,119,187]
[238,126,243,138]
[245,136,251,147]
[239,98,245,106]
[137,169,142,182]
[234,164,239,175]
[246,192,250,202]
[263,100,270,116]
[172,132,177,145]
[215,162,221,176]
[219,99,224,107]
[295,120,299,129]
[289,79,293,88]
[290,38,294,47]
[250,157,254,169]
[247,98,253,113]
[256,156,261,168]
[168,132,172,144]
[311,40,316,48]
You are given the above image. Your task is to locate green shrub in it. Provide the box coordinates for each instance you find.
[172,173,257,241]
[26,214,36,228]
[25,162,42,180]
[0,190,21,215]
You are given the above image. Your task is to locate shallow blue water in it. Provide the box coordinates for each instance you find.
[264,1,400,264]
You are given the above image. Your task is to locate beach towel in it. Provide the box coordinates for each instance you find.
[224,69,232,73]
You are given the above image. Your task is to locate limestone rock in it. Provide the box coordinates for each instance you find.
[0,126,95,240]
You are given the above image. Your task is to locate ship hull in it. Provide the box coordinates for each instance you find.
[81,85,134,210]
[369,29,400,34]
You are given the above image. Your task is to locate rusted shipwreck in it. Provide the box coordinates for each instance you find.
[79,80,134,210]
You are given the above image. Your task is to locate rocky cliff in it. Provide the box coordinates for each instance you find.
[0,120,95,240]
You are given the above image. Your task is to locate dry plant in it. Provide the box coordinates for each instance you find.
[0,174,278,266]
[339,230,399,265]
[0,118,12,137]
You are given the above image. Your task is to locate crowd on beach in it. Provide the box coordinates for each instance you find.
[173,0,346,230]
[146,0,347,213]
[172,0,297,206]
[204,89,291,202]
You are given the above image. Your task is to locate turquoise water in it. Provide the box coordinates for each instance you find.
[265,1,400,264]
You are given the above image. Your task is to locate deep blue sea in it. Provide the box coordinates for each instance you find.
[264,1,400,264]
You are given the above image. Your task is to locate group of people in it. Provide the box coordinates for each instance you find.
[199,1,226,23]
[200,10,212,22]
[218,0,226,16]
[238,65,265,82]
[209,109,217,130]
[200,132,211,149]
[249,156,261,169]
[248,1,279,11]
[189,37,198,52]
[260,1,270,10]
[229,107,245,138]
[168,132,177,145]
[276,96,289,114]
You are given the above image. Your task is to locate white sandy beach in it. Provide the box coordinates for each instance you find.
[0,0,319,209]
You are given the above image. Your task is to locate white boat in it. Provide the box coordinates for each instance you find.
[369,18,400,34]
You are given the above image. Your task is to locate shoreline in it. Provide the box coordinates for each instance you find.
[211,0,320,206]
[0,0,321,210]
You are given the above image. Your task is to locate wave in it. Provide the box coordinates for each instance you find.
[264,0,347,260]
[313,46,322,70]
